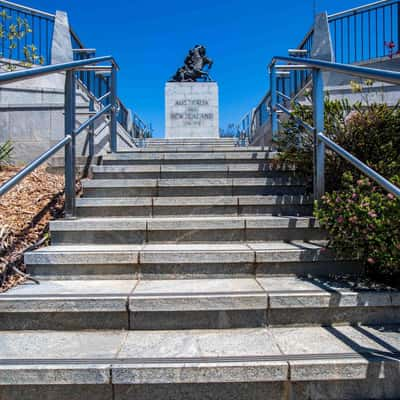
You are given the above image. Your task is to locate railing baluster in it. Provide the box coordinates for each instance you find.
[270,65,278,139]
[312,68,325,201]
[110,64,118,152]
[64,70,76,218]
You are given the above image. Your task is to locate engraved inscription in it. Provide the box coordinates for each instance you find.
[171,98,214,127]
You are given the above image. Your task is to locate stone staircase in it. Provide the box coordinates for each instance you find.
[0,139,399,399]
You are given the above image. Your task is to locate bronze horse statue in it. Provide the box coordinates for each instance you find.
[171,45,213,82]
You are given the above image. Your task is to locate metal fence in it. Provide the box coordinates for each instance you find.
[246,0,400,139]
[0,0,54,65]
[329,0,400,64]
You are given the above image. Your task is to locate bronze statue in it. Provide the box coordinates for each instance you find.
[171,45,213,82]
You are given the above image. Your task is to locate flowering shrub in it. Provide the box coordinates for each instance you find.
[277,98,400,278]
[315,173,400,276]
[276,98,400,192]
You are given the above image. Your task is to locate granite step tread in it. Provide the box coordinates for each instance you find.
[48,215,324,245]
[102,151,280,163]
[120,146,271,153]
[0,326,398,385]
[92,164,297,174]
[0,277,398,329]
[75,195,314,217]
[24,242,362,280]
[3,276,397,310]
[82,177,306,188]
[76,195,314,207]
[25,241,330,265]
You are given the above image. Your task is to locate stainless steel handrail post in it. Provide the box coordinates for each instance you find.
[88,97,95,157]
[312,68,326,201]
[64,70,77,218]
[270,65,278,139]
[110,65,118,152]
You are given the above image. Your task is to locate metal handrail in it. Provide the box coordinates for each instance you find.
[0,56,120,217]
[0,56,118,84]
[0,0,55,19]
[0,136,70,196]
[270,56,400,85]
[318,133,400,198]
[269,55,400,200]
[328,0,396,20]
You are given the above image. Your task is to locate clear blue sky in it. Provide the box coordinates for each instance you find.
[22,0,369,137]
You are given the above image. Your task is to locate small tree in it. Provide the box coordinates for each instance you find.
[0,10,44,70]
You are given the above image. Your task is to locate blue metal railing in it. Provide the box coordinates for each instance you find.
[329,0,400,64]
[0,0,54,66]
[269,55,400,200]
[0,56,119,217]
[248,0,400,141]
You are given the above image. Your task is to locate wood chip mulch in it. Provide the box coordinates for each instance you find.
[0,165,73,292]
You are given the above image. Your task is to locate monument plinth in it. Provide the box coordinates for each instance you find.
[165,82,219,139]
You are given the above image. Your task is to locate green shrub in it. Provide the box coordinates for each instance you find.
[0,140,13,168]
[277,98,400,278]
[315,172,400,277]
[276,98,400,192]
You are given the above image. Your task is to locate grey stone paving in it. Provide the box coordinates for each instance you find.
[7,139,399,397]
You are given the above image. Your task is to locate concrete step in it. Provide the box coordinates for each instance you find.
[1,277,398,330]
[144,138,237,145]
[76,195,314,217]
[102,151,280,165]
[126,146,269,153]
[25,242,361,280]
[91,164,297,179]
[0,326,398,399]
[82,177,307,197]
[49,216,325,245]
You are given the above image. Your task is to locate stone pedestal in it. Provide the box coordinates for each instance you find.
[165,82,219,138]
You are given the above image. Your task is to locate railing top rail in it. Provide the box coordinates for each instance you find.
[271,56,400,85]
[318,132,400,199]
[0,0,55,19]
[0,56,118,85]
[254,90,271,112]
[70,27,86,49]
[328,0,398,20]
[297,26,314,49]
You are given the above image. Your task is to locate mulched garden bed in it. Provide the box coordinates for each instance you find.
[0,165,67,292]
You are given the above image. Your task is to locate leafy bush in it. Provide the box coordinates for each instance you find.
[315,172,400,277]
[277,97,400,278]
[0,141,13,168]
[276,98,400,192]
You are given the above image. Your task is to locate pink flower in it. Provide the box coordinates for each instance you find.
[385,41,396,49]
[351,193,358,200]
[349,216,358,224]
[367,258,376,265]
[368,211,377,218]
[344,110,359,126]
[337,216,344,224]
[387,193,395,200]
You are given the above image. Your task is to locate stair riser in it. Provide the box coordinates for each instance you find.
[1,379,399,400]
[1,306,398,331]
[0,312,128,331]
[92,171,296,180]
[102,159,278,166]
[83,186,307,198]
[51,228,326,245]
[76,205,313,218]
[26,261,362,280]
